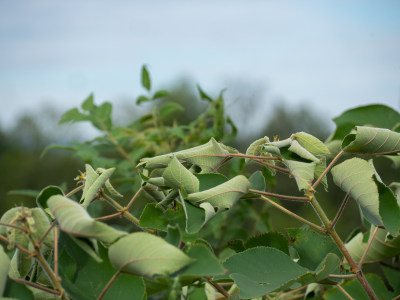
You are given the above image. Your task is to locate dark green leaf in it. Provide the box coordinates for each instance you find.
[315,253,341,281]
[0,245,10,295]
[3,278,34,299]
[160,102,184,119]
[248,171,266,191]
[140,203,169,231]
[136,95,151,105]
[197,84,213,102]
[195,173,228,191]
[59,107,91,124]
[153,89,170,99]
[244,232,289,255]
[40,143,76,158]
[141,65,151,91]
[81,94,95,111]
[382,265,400,294]
[36,185,64,213]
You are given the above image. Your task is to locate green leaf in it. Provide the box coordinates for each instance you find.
[187,175,251,210]
[287,228,341,270]
[291,132,330,156]
[248,171,266,191]
[288,140,320,162]
[165,225,181,247]
[195,173,228,191]
[7,189,39,198]
[162,156,199,194]
[376,178,400,236]
[10,249,34,279]
[81,165,115,207]
[153,89,170,99]
[48,195,127,245]
[0,245,10,296]
[141,65,151,91]
[324,273,393,300]
[244,232,289,255]
[223,247,310,298]
[180,198,215,233]
[346,228,400,263]
[285,160,315,191]
[342,126,400,155]
[245,137,269,163]
[382,265,400,294]
[180,244,225,277]
[36,185,64,214]
[330,104,400,141]
[108,232,193,277]
[136,95,151,104]
[81,94,95,111]
[197,84,213,102]
[140,203,170,231]
[331,158,382,226]
[160,102,184,119]
[315,253,341,281]
[59,107,91,124]
[2,279,34,299]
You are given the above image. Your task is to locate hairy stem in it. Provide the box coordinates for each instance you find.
[329,274,357,279]
[312,150,344,190]
[310,196,378,300]
[249,189,309,202]
[260,196,324,232]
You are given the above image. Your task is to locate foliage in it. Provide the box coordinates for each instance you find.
[1,66,400,299]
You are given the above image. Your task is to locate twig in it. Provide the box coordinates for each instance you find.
[65,185,84,197]
[95,212,123,221]
[358,226,378,267]
[11,277,61,295]
[331,194,350,229]
[312,150,344,190]
[336,284,354,300]
[54,226,59,279]
[97,270,121,300]
[0,222,28,233]
[0,234,32,255]
[254,159,290,174]
[228,153,280,160]
[260,196,325,232]
[329,274,357,279]
[101,193,141,226]
[249,189,309,202]
[277,284,308,298]
[126,187,143,209]
[38,221,56,246]
[206,278,230,299]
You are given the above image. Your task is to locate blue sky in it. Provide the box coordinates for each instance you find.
[1,0,399,131]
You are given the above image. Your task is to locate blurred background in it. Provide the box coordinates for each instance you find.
[1,1,400,239]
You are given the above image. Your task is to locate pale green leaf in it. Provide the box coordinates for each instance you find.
[342,126,400,154]
[346,228,400,263]
[0,245,10,296]
[59,107,91,125]
[187,175,251,209]
[48,195,126,245]
[315,253,341,281]
[285,160,315,191]
[162,156,199,194]
[81,165,115,207]
[153,89,169,99]
[291,132,330,156]
[223,247,310,298]
[105,179,123,198]
[108,232,192,277]
[288,140,320,162]
[160,102,184,119]
[245,137,269,163]
[81,94,94,111]
[314,156,328,190]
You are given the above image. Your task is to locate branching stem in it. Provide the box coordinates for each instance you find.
[312,150,344,190]
[260,196,324,232]
[0,222,28,233]
[254,159,290,174]
[38,221,56,246]
[0,234,32,255]
[249,189,309,202]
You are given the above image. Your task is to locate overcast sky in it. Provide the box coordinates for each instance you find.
[1,0,399,131]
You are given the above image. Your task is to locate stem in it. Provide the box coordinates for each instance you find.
[95,212,122,221]
[309,196,378,300]
[126,187,143,209]
[254,159,290,174]
[278,284,307,298]
[336,284,354,300]
[249,189,309,202]
[228,153,280,160]
[101,193,141,226]
[0,222,28,233]
[11,277,61,295]
[358,226,378,267]
[331,194,350,229]
[38,221,56,246]
[54,226,59,279]
[329,274,357,279]
[97,270,121,300]
[260,196,324,232]
[312,150,344,190]
[206,278,230,299]
[65,185,84,197]
[0,234,32,255]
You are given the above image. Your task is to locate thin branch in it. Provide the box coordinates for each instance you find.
[278,284,308,298]
[329,274,357,279]
[97,270,121,300]
[312,150,344,190]
[249,189,309,202]
[65,185,84,197]
[331,194,350,229]
[336,284,354,300]
[290,293,306,300]
[38,221,56,246]
[101,193,141,226]
[393,294,400,300]
[95,212,122,221]
[260,195,325,232]
[206,278,230,299]
[54,226,59,279]
[11,277,61,295]
[358,226,379,267]
[0,234,32,255]
[228,153,280,160]
[254,159,290,174]
[211,156,232,173]
[126,187,143,209]
[0,222,28,233]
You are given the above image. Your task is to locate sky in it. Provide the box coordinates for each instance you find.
[0,0,400,132]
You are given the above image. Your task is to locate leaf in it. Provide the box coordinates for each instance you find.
[59,107,91,124]
[376,178,400,236]
[244,232,289,255]
[195,173,228,191]
[2,279,34,299]
[223,247,310,298]
[153,89,169,99]
[181,198,215,233]
[187,175,251,210]
[314,156,328,190]
[81,165,115,207]
[108,232,193,277]
[47,195,127,245]
[140,203,170,231]
[160,102,184,119]
[315,253,341,281]
[180,244,225,277]
[346,228,400,263]
[7,189,39,198]
[329,104,400,141]
[245,137,269,163]
[331,158,382,226]
[248,171,266,192]
[162,156,199,194]
[342,126,400,154]
[291,132,330,156]
[165,225,181,247]
[324,273,393,300]
[0,245,10,296]
[81,94,95,111]
[285,160,315,191]
[197,84,213,102]
[136,95,151,104]
[287,228,341,270]
[141,65,151,91]
[382,265,400,294]
[288,140,320,162]
[36,185,64,214]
